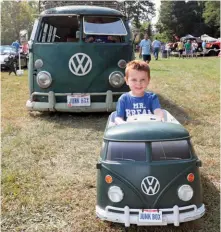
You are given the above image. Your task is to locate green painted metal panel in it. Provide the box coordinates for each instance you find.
[41,6,124,17]
[97,159,202,209]
[104,122,190,142]
[32,43,131,93]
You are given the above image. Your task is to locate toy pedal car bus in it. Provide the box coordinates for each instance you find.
[96,110,205,227]
[26,5,134,112]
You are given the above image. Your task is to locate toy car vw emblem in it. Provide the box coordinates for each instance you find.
[141,176,160,195]
[69,53,92,76]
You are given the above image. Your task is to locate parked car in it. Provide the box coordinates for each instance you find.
[96,110,205,228]
[0,45,28,70]
[205,40,220,56]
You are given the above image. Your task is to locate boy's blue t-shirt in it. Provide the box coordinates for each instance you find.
[116,92,161,120]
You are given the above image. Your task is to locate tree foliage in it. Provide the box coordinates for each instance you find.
[203,1,220,37]
[1,1,38,45]
[39,0,156,28]
[155,1,220,41]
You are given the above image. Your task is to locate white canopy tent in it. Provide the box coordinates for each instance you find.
[200,34,217,42]
[180,34,202,43]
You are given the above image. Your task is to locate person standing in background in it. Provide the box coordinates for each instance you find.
[11,40,20,53]
[184,40,191,58]
[202,40,207,57]
[139,34,152,64]
[152,38,161,60]
[191,40,198,58]
[177,40,184,58]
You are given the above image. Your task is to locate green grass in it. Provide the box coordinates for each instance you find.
[1,56,220,232]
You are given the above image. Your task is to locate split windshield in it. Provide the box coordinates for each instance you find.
[106,140,191,162]
[36,16,127,43]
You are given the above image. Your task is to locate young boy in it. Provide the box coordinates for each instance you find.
[115,60,164,124]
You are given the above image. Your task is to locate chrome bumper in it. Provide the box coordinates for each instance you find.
[96,204,205,227]
[26,90,124,112]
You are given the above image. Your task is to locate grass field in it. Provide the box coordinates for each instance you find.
[1,56,220,232]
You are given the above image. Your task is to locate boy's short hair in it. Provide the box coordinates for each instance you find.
[125,60,150,81]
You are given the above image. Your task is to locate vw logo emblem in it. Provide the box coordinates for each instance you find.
[141,176,160,195]
[69,53,92,76]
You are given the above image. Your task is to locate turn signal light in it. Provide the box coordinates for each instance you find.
[105,175,113,184]
[187,173,195,182]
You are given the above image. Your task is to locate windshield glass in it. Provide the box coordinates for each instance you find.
[0,46,16,55]
[83,16,127,35]
[106,142,146,161]
[151,140,191,161]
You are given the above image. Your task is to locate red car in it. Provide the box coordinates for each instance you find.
[206,40,220,50]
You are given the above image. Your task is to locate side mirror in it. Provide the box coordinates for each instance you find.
[196,159,202,167]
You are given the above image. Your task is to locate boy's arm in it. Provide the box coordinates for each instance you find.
[115,117,126,124]
[154,108,164,122]
[115,96,127,124]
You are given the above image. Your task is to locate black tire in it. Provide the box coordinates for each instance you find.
[208,50,217,56]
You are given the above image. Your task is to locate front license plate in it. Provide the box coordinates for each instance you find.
[138,209,162,223]
[67,94,91,107]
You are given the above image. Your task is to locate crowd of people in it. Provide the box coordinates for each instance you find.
[163,39,204,58]
[137,34,208,63]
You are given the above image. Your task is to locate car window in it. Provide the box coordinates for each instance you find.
[151,140,191,161]
[37,16,79,43]
[83,16,127,36]
[0,46,16,55]
[106,142,146,161]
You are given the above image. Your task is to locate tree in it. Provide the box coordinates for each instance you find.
[1,1,38,45]
[155,1,175,41]
[39,0,156,24]
[155,1,220,40]
[203,1,220,38]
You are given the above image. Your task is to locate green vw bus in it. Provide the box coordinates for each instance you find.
[26,5,134,112]
[96,110,205,227]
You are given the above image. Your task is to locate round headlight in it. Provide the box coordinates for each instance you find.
[108,186,124,203]
[178,185,193,201]
[109,71,124,88]
[118,59,127,69]
[36,71,52,89]
[4,58,9,62]
[35,59,43,69]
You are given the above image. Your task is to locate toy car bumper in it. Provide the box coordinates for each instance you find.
[26,90,124,112]
[96,204,205,227]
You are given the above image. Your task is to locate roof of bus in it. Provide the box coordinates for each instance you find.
[41,5,124,17]
[104,122,190,142]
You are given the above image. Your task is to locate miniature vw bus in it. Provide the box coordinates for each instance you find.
[26,5,134,112]
[96,111,205,227]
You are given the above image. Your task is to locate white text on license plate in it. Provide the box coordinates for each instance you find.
[67,94,91,107]
[138,209,162,222]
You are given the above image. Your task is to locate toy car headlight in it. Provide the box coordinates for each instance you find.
[109,71,125,88]
[108,186,124,203]
[36,71,52,89]
[4,57,9,62]
[178,185,193,201]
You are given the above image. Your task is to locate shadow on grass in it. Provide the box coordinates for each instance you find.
[98,174,219,232]
[29,111,110,132]
[158,94,201,126]
[28,93,200,131]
